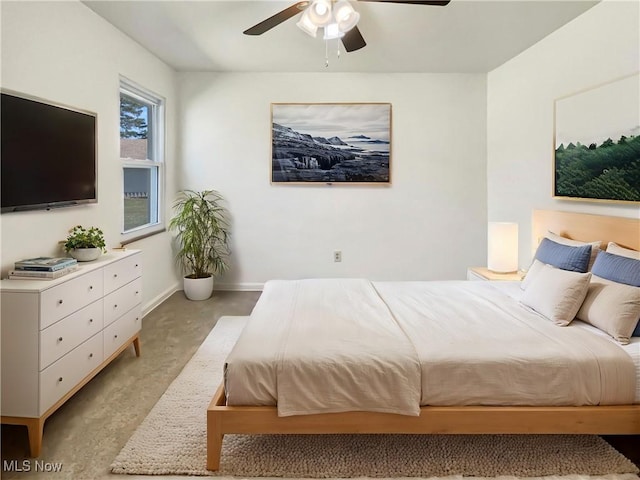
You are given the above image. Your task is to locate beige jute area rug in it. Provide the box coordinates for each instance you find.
[111,316,639,479]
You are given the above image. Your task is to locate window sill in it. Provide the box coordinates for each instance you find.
[120,226,166,246]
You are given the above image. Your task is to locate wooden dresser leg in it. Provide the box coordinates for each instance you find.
[25,417,44,457]
[133,337,141,357]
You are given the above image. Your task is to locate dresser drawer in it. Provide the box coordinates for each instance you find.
[103,305,142,359]
[40,299,104,370]
[103,277,142,327]
[40,270,104,329]
[103,253,142,295]
[39,332,103,415]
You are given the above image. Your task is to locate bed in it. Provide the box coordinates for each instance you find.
[207,209,640,470]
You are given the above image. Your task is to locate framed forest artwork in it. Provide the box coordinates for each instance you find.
[271,103,391,184]
[554,73,640,203]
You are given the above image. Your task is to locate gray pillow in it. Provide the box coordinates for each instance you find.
[534,238,591,273]
[591,251,640,287]
[546,232,601,270]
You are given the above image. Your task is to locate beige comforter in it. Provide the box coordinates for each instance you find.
[375,281,636,406]
[224,279,636,415]
[224,279,422,416]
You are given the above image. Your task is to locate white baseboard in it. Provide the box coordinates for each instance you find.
[142,281,181,317]
[214,282,264,292]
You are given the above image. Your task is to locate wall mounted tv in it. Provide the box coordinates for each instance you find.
[1,90,97,213]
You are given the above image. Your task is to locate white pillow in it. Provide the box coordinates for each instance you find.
[520,259,547,290]
[546,231,601,270]
[606,242,640,260]
[520,263,592,326]
[576,275,640,344]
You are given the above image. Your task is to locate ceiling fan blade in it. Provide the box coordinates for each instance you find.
[243,1,309,36]
[357,0,450,5]
[342,26,367,52]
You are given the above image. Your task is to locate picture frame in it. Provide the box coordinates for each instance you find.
[553,73,640,203]
[271,103,391,184]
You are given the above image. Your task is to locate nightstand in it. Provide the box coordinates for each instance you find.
[467,267,525,282]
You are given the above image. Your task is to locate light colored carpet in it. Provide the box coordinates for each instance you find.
[111,316,639,479]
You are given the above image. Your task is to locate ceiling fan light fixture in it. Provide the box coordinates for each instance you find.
[323,21,345,40]
[333,0,360,33]
[307,0,333,26]
[296,9,318,37]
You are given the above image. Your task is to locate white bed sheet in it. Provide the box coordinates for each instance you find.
[492,281,640,403]
[224,279,639,411]
[374,280,636,406]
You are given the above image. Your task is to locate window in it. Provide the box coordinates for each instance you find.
[119,78,165,242]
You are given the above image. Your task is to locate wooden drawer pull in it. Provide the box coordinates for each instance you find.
[58,377,63,383]
[57,337,63,342]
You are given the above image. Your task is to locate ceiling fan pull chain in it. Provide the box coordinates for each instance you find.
[325,39,329,67]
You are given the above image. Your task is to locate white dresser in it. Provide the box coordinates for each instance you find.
[1,249,143,456]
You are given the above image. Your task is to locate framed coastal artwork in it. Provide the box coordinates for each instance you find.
[271,103,391,184]
[553,73,640,203]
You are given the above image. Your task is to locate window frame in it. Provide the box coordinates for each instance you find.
[119,77,166,244]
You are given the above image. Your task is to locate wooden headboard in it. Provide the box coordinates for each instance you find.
[532,209,640,251]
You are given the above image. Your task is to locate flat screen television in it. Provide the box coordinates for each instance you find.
[1,90,97,213]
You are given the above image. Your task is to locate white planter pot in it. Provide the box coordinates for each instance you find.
[69,248,101,262]
[183,275,214,301]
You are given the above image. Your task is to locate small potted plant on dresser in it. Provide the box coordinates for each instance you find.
[169,189,231,301]
[64,225,107,262]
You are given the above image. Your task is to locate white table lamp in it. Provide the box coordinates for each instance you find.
[488,222,518,273]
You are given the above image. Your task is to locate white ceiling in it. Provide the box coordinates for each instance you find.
[83,0,598,73]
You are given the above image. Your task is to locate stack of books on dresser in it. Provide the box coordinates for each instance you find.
[9,257,78,280]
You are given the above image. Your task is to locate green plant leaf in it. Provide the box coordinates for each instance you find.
[64,225,107,253]
[168,190,231,278]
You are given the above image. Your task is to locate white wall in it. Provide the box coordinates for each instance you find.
[4,0,631,296]
[0,1,181,311]
[487,0,640,268]
[178,73,487,288]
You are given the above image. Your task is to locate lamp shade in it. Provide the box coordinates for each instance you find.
[334,0,360,32]
[487,222,518,273]
[307,0,333,26]
[296,9,318,37]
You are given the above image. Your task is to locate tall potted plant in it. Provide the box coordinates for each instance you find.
[168,189,230,301]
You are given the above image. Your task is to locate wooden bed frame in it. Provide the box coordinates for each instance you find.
[206,209,640,471]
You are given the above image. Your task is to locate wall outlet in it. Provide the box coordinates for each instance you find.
[334,250,342,263]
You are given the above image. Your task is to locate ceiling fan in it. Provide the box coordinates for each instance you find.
[243,0,451,53]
